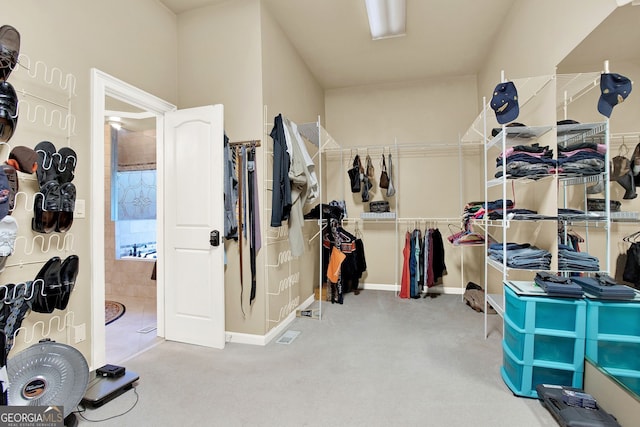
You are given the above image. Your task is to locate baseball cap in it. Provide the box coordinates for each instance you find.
[491,81,519,125]
[598,73,632,118]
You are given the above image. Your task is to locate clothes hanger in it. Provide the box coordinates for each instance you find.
[623,230,640,243]
[619,136,629,157]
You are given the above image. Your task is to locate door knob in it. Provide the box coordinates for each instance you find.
[210,230,220,247]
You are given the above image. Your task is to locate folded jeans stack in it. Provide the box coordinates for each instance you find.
[557,244,599,271]
[571,274,636,299]
[488,242,551,270]
[534,271,584,298]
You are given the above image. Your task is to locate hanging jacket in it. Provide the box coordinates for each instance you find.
[223,133,238,239]
[269,114,292,227]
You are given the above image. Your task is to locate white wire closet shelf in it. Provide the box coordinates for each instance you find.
[461,74,555,144]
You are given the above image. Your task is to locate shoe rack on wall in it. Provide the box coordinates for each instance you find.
[2,52,79,356]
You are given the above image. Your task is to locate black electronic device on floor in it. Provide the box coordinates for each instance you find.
[81,367,139,408]
[536,384,621,427]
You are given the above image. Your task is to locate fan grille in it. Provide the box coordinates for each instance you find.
[7,342,89,418]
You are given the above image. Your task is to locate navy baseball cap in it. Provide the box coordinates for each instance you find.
[491,81,519,124]
[598,73,632,118]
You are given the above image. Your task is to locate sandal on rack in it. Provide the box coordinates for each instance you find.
[34,141,58,188]
[56,147,77,184]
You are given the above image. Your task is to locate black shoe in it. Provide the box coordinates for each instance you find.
[56,255,79,310]
[0,25,20,81]
[56,182,75,232]
[0,81,18,142]
[31,257,62,313]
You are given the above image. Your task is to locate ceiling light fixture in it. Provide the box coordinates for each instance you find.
[365,0,406,40]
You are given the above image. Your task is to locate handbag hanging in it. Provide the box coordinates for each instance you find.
[347,154,362,193]
[386,153,396,197]
[365,154,374,177]
[379,153,389,189]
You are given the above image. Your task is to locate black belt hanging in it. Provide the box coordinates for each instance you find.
[247,147,257,305]
[236,146,245,317]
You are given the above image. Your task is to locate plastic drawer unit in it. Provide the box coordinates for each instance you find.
[501,284,586,398]
[585,298,640,396]
[504,285,586,337]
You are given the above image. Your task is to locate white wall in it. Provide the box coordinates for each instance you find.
[2,0,177,361]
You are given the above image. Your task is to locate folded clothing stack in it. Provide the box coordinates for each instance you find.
[488,242,551,270]
[558,244,600,272]
[534,271,584,298]
[571,274,637,300]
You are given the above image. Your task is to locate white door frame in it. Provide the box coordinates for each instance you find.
[90,69,176,369]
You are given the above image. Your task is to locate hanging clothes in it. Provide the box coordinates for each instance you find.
[623,242,640,288]
[223,133,238,240]
[269,114,292,227]
[335,225,362,294]
[282,116,318,256]
[399,231,411,299]
[410,228,422,298]
[429,228,447,285]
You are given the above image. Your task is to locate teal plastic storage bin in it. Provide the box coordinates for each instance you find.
[586,338,640,371]
[504,285,586,338]
[599,366,640,396]
[501,342,583,398]
[586,299,640,339]
[504,317,585,366]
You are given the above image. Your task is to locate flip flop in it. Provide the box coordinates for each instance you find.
[56,255,79,310]
[56,147,77,184]
[34,141,57,188]
[0,25,20,81]
[0,81,18,142]
[56,182,75,232]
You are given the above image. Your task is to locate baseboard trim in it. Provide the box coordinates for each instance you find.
[225,294,315,346]
[363,283,463,295]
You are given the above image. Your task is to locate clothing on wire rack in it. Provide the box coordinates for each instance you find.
[623,241,640,288]
[487,242,551,270]
[269,114,319,256]
[400,227,446,299]
[558,243,599,272]
[269,114,292,227]
[495,144,555,178]
[322,217,367,303]
[223,133,238,240]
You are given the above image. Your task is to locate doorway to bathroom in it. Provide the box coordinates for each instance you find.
[104,97,162,363]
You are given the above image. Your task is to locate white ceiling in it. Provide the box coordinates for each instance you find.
[159,0,516,89]
[158,0,637,89]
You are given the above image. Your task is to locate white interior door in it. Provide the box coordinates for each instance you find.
[163,105,225,349]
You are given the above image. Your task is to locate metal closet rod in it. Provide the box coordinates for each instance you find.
[229,139,261,147]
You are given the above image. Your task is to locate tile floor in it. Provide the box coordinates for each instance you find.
[105,294,163,364]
